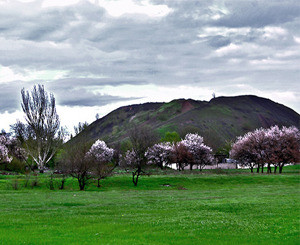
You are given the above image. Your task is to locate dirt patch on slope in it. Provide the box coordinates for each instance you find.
[181,100,194,113]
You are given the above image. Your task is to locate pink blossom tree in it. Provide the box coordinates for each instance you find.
[171,142,193,171]
[230,126,300,173]
[230,132,258,173]
[181,133,214,170]
[87,140,115,187]
[273,126,300,173]
[123,149,146,185]
[145,142,173,169]
[0,134,27,166]
[0,135,12,163]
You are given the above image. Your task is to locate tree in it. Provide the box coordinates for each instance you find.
[74,121,89,136]
[87,140,115,187]
[216,140,232,158]
[0,135,12,164]
[145,142,173,169]
[123,149,142,185]
[127,125,158,186]
[59,142,95,191]
[230,134,257,173]
[161,131,180,143]
[16,85,63,172]
[269,126,300,173]
[181,133,214,170]
[0,133,27,166]
[230,126,300,173]
[171,142,193,171]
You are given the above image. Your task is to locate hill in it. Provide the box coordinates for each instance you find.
[69,95,300,151]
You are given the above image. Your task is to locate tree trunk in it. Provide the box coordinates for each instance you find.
[274,166,277,173]
[60,178,65,190]
[78,178,85,190]
[261,165,264,173]
[190,164,193,171]
[49,174,54,190]
[250,167,253,173]
[279,164,284,173]
[79,183,85,190]
[267,163,271,173]
[132,167,141,186]
[97,178,101,188]
[257,164,260,173]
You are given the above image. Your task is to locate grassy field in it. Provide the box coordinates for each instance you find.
[0,166,299,244]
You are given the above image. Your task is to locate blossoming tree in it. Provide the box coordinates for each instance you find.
[87,140,115,187]
[0,135,12,163]
[181,133,214,170]
[230,126,300,173]
[0,134,27,168]
[145,142,173,169]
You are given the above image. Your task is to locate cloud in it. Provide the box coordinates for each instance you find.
[0,81,22,113]
[0,0,299,131]
[214,0,300,28]
[56,90,141,107]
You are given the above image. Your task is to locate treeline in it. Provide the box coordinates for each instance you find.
[0,84,299,190]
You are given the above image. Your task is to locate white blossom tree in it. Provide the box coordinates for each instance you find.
[0,134,27,165]
[230,126,300,173]
[123,149,145,186]
[145,142,173,169]
[181,133,214,170]
[87,140,115,187]
[0,135,12,163]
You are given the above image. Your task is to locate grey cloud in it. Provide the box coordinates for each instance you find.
[0,1,107,43]
[0,80,142,113]
[48,78,147,90]
[207,35,231,47]
[214,0,300,28]
[0,0,299,113]
[0,81,24,113]
[55,88,141,107]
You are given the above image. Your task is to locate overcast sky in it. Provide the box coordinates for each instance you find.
[0,0,299,133]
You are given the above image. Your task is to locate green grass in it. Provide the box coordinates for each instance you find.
[0,166,299,244]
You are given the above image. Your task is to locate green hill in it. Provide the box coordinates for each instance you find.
[69,95,300,151]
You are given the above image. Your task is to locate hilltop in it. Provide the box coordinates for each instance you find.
[69,95,300,151]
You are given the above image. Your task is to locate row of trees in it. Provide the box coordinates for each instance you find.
[230,125,300,173]
[1,84,299,190]
[124,131,214,185]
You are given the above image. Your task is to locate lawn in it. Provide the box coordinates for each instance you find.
[0,166,299,244]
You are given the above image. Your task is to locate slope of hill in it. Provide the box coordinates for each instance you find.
[69,95,300,151]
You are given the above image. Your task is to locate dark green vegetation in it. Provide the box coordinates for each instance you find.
[70,95,300,150]
[0,165,299,244]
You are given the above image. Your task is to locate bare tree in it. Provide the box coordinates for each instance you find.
[17,84,63,172]
[127,124,158,186]
[59,141,95,191]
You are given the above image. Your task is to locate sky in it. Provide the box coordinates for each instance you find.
[0,0,299,133]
